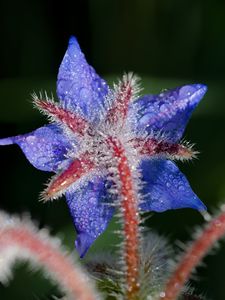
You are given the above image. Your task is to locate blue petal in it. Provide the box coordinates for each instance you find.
[57,36,109,122]
[140,159,206,212]
[65,176,114,258]
[0,124,72,172]
[129,84,207,142]
[75,233,95,259]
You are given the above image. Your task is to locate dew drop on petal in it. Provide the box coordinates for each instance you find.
[89,197,97,205]
[166,182,171,188]
[159,104,167,112]
[26,135,36,143]
[79,87,91,101]
[178,185,185,191]
[179,85,196,98]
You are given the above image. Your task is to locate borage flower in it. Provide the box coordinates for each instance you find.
[0,37,207,258]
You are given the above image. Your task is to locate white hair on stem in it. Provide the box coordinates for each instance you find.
[0,211,101,300]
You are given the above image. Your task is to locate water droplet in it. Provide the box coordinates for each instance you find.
[174,282,181,289]
[179,85,196,98]
[159,104,167,112]
[159,291,166,298]
[26,135,36,143]
[89,197,97,204]
[173,179,178,185]
[178,185,185,191]
[79,87,91,101]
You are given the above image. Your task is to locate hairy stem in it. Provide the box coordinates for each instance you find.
[0,214,99,300]
[109,137,140,300]
[160,210,225,300]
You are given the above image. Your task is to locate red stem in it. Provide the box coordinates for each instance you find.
[160,210,225,300]
[0,225,98,300]
[109,137,140,300]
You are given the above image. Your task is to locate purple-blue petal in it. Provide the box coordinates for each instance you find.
[57,36,109,122]
[129,84,207,142]
[140,159,206,212]
[0,124,72,172]
[75,233,96,259]
[65,176,114,258]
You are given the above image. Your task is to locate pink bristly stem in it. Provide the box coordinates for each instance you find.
[109,137,140,300]
[35,100,89,135]
[160,210,225,300]
[0,225,98,300]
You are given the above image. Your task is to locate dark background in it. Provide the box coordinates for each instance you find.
[0,1,225,299]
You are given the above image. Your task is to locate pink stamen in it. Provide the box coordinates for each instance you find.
[35,100,89,135]
[45,153,95,199]
[160,211,225,300]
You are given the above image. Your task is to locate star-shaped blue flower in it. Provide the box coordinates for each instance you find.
[0,36,207,257]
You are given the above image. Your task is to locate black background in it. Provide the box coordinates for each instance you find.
[0,1,225,299]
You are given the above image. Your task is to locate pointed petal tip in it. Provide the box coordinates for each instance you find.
[192,83,207,95]
[58,35,108,119]
[68,35,78,45]
[179,83,207,100]
[181,192,207,212]
[140,160,207,213]
[195,198,207,212]
[75,233,94,258]
[0,137,14,146]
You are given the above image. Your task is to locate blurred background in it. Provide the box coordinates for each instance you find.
[0,0,225,299]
